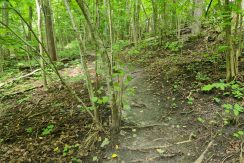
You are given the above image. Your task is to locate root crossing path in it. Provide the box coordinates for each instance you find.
[103,68,199,163]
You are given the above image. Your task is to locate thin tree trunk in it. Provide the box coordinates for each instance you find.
[151,0,158,36]
[224,0,238,82]
[107,0,113,69]
[36,0,48,89]
[63,0,100,124]
[43,0,57,61]
[27,6,33,70]
[2,2,10,60]
[75,0,121,133]
[192,0,203,35]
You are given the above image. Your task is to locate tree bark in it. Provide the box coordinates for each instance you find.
[43,0,57,61]
[75,0,121,133]
[36,0,48,89]
[2,2,10,61]
[63,0,100,124]
[224,0,238,82]
[192,0,203,35]
[151,0,158,36]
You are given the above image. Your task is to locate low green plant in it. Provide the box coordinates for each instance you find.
[187,97,194,105]
[42,124,54,136]
[71,157,81,163]
[213,97,221,104]
[223,103,243,119]
[197,117,205,123]
[171,103,178,109]
[201,82,227,91]
[18,96,31,104]
[63,144,79,157]
[195,72,210,82]
[202,81,243,99]
[128,48,140,56]
[92,96,109,105]
[233,130,244,140]
[164,41,183,52]
[26,127,33,134]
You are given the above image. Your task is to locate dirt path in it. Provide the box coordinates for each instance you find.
[103,68,199,163]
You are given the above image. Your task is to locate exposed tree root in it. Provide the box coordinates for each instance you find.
[121,123,168,129]
[194,141,214,163]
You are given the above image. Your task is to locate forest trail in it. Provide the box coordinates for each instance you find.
[103,67,198,163]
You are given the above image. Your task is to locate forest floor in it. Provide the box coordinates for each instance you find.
[0,36,244,162]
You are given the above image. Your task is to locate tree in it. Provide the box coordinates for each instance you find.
[43,0,57,61]
[0,1,10,72]
[36,0,47,89]
[192,0,204,35]
[63,0,100,125]
[75,0,121,133]
[224,0,239,82]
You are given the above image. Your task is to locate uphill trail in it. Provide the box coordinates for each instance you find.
[103,67,202,163]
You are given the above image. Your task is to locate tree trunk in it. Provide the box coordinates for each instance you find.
[27,6,33,70]
[63,0,100,125]
[36,0,48,89]
[2,2,10,60]
[133,0,141,46]
[151,0,158,36]
[43,0,57,61]
[75,0,121,133]
[192,0,203,35]
[224,0,238,82]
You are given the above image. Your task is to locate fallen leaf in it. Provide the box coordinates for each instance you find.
[111,153,118,158]
[156,149,165,154]
[101,138,110,148]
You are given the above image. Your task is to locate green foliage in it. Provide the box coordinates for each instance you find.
[233,130,244,139]
[18,96,31,104]
[164,41,183,52]
[92,96,109,105]
[202,81,243,99]
[128,48,140,56]
[195,72,210,82]
[58,40,80,59]
[202,82,227,91]
[42,124,55,136]
[71,157,81,163]
[187,97,194,105]
[100,138,110,148]
[62,144,79,157]
[26,127,33,134]
[112,40,129,53]
[63,144,70,156]
[197,117,205,123]
[213,97,221,104]
[223,103,243,117]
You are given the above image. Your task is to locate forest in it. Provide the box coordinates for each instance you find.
[0,0,243,162]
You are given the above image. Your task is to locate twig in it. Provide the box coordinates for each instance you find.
[121,123,168,129]
[180,109,194,115]
[25,97,43,118]
[1,85,43,99]
[221,154,233,163]
[125,135,193,151]
[28,110,49,119]
[194,141,214,163]
[240,142,244,163]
